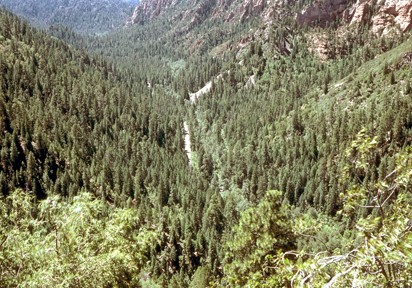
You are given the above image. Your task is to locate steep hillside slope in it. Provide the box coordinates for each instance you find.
[126,0,268,26]
[122,0,412,62]
[0,8,234,287]
[0,0,135,34]
[2,0,412,285]
[296,0,412,33]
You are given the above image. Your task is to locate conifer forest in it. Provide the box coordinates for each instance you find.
[1,0,412,286]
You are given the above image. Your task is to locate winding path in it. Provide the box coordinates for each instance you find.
[189,72,225,103]
[183,122,192,166]
[184,73,225,165]
[189,81,212,103]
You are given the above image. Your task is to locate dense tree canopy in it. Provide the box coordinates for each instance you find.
[1,0,412,286]
[0,0,134,34]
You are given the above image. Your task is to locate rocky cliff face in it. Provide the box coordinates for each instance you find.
[296,0,412,33]
[126,0,269,26]
[371,1,412,34]
[126,0,178,25]
[350,0,374,25]
[295,0,350,28]
[126,0,412,36]
[239,0,266,22]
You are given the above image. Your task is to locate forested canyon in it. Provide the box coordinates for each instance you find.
[1,0,412,286]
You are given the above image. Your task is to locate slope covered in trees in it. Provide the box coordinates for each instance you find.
[0,8,237,287]
[2,0,412,286]
[0,0,134,34]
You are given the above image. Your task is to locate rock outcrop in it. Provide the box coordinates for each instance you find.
[396,1,412,31]
[211,0,267,22]
[372,1,412,34]
[296,0,412,33]
[125,0,177,25]
[126,0,272,26]
[239,0,266,22]
[392,51,412,70]
[295,0,350,27]
[224,11,235,22]
[350,0,374,25]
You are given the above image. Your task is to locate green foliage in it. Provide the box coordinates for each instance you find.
[1,0,135,34]
[0,189,157,287]
[246,131,412,287]
[224,190,294,287]
[2,0,412,286]
[190,266,212,288]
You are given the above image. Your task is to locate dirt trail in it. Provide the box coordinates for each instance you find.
[190,81,212,102]
[189,72,225,103]
[184,73,226,165]
[183,122,192,166]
